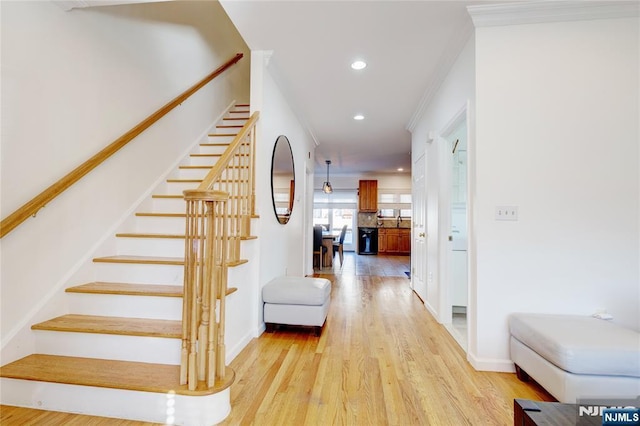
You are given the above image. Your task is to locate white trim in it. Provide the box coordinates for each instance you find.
[467,1,639,28]
[226,330,255,364]
[467,351,516,373]
[52,0,165,12]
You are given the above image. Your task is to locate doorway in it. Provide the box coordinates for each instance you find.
[441,108,469,351]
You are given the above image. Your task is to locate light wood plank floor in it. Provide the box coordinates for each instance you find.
[1,253,552,425]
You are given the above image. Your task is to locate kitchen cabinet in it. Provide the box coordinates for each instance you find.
[378,228,410,255]
[358,180,378,212]
[378,229,387,253]
[399,231,411,253]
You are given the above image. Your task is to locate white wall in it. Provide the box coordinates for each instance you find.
[474,17,639,370]
[0,0,250,353]
[250,51,317,324]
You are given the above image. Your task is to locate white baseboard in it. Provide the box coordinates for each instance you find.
[226,330,255,364]
[467,351,516,373]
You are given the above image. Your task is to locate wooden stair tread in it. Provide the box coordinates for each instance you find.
[0,354,234,396]
[206,134,237,138]
[136,212,186,217]
[66,282,182,297]
[31,314,181,338]
[153,194,252,200]
[93,255,183,265]
[66,282,238,298]
[152,194,183,199]
[116,232,258,241]
[93,255,248,268]
[116,232,184,238]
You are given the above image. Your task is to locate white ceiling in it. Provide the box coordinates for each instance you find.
[220,0,489,175]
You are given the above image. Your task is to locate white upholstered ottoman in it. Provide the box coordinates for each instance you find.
[509,313,640,403]
[262,276,331,336]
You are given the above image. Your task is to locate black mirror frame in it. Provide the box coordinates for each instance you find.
[270,135,295,224]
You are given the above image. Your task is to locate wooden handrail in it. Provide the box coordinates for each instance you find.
[197,111,260,191]
[0,53,244,239]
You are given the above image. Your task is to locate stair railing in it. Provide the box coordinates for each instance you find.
[0,53,244,239]
[180,111,259,390]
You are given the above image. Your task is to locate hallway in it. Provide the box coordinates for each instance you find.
[221,255,552,425]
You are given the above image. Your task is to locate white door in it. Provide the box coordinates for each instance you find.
[412,153,427,301]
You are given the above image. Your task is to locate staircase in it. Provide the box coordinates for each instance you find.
[0,104,256,425]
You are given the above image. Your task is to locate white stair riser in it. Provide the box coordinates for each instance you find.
[94,263,184,285]
[166,181,202,193]
[177,168,211,180]
[117,237,186,257]
[177,168,248,180]
[151,197,187,213]
[222,119,247,126]
[189,156,219,167]
[204,134,234,143]
[33,331,181,364]
[135,216,187,234]
[68,293,182,320]
[214,128,242,134]
[198,146,229,156]
[0,379,231,425]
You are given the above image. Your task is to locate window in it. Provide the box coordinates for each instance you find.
[378,190,412,218]
[313,190,358,250]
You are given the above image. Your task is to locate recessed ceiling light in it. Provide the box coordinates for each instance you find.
[397,168,404,172]
[351,60,367,70]
[353,114,365,120]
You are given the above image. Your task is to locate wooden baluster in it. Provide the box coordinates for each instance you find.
[188,199,201,390]
[197,201,215,381]
[216,203,228,381]
[250,127,257,217]
[180,198,194,385]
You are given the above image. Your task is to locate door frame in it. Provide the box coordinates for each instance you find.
[438,102,471,339]
[411,152,427,298]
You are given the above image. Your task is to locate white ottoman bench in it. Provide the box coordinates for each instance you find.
[262,276,331,336]
[509,313,640,403]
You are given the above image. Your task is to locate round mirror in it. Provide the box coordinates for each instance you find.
[271,135,295,224]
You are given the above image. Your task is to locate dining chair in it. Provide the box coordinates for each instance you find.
[313,225,327,269]
[333,225,348,266]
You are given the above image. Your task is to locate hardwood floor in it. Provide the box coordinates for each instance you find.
[1,252,553,425]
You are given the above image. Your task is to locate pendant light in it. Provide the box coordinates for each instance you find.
[322,160,333,194]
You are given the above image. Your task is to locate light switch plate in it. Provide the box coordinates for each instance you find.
[495,206,518,221]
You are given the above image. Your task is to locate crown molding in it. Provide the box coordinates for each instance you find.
[467,1,639,28]
[406,17,474,133]
[52,0,167,12]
